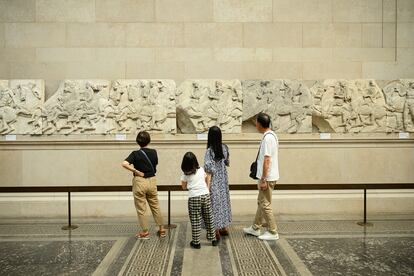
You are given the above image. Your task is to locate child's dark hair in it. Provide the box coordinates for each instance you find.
[136,131,150,147]
[181,152,200,175]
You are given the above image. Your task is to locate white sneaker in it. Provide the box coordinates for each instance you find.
[258,231,279,241]
[243,226,261,237]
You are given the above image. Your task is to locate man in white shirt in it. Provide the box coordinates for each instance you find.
[243,112,280,240]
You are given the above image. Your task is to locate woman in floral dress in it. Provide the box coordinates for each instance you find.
[204,126,232,240]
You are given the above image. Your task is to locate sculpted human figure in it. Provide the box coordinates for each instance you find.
[190,82,201,102]
[287,84,312,133]
[404,82,414,131]
[209,81,223,100]
[384,82,407,131]
[112,83,137,133]
[27,105,43,135]
[254,81,270,100]
[141,81,150,99]
[326,95,351,130]
[312,83,325,115]
[231,84,243,102]
[0,86,18,134]
[148,84,168,131]
[43,96,64,134]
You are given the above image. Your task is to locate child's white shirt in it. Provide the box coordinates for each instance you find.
[181,167,209,198]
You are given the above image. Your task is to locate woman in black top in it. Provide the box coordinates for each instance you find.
[122,131,166,239]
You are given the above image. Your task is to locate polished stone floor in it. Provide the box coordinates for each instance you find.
[0,218,413,276]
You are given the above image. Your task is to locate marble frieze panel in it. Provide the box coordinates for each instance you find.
[381,79,414,133]
[310,79,414,133]
[0,80,45,135]
[1,79,413,135]
[242,80,313,133]
[107,79,176,134]
[42,80,111,135]
[176,80,243,133]
[42,79,176,135]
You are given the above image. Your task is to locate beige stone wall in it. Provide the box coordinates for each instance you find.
[0,134,413,218]
[1,133,413,187]
[1,1,413,218]
[1,0,413,97]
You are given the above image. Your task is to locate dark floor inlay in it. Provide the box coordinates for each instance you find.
[170,222,186,276]
[119,225,179,276]
[227,225,284,276]
[268,242,300,276]
[219,236,235,276]
[287,237,414,276]
[0,240,114,276]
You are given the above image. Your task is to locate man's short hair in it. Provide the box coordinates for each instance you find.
[136,131,151,147]
[256,112,271,128]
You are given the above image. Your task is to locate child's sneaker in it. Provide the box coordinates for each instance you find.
[136,231,150,239]
[212,240,218,246]
[243,226,261,237]
[190,241,201,249]
[258,231,279,241]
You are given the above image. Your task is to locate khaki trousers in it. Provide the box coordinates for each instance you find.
[132,176,164,231]
[253,180,278,234]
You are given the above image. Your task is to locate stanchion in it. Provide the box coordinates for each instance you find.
[164,190,177,229]
[62,192,78,230]
[357,189,373,227]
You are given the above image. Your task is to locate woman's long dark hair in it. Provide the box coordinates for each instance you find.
[207,126,224,161]
[181,152,200,175]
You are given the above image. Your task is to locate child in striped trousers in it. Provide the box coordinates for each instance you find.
[181,152,218,249]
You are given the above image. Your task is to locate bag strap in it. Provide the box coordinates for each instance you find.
[255,132,276,162]
[139,149,155,174]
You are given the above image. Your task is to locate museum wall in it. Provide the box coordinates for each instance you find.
[0,0,414,96]
[0,135,414,219]
[1,0,414,218]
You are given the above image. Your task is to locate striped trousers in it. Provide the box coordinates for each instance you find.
[188,194,216,244]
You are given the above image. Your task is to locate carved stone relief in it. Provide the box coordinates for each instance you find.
[1,79,413,136]
[42,80,111,135]
[311,79,392,133]
[382,79,414,132]
[176,80,243,133]
[42,79,176,135]
[0,80,44,135]
[105,80,176,134]
[242,80,313,133]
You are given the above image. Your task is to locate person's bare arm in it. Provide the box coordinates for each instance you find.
[259,156,271,190]
[181,181,188,190]
[205,173,212,190]
[121,161,144,177]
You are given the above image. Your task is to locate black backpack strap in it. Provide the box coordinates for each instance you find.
[139,149,155,174]
[255,132,276,161]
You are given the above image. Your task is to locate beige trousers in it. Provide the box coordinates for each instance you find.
[253,180,278,234]
[132,176,164,231]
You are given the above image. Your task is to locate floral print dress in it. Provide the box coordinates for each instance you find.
[204,144,232,229]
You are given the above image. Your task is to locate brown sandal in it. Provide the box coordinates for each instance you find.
[135,231,150,239]
[215,229,221,241]
[157,229,167,238]
[219,228,229,236]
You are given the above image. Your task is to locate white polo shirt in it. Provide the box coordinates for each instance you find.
[256,130,279,181]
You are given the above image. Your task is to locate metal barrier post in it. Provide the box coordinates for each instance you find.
[357,189,373,226]
[62,192,78,230]
[164,190,177,229]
